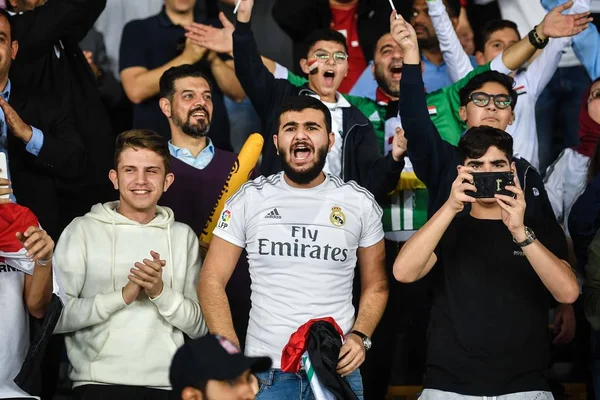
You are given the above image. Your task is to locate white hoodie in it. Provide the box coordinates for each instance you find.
[54,202,207,389]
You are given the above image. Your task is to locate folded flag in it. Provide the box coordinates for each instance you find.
[0,203,65,304]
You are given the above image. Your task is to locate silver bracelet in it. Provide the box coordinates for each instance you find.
[36,257,52,266]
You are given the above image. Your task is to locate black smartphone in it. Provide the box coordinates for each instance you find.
[465,172,515,198]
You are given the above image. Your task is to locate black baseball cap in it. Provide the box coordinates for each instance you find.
[170,334,272,396]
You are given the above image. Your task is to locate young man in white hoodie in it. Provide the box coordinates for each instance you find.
[54,129,207,400]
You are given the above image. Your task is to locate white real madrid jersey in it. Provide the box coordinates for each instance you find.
[213,172,384,368]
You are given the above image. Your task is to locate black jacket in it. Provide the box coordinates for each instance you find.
[10,0,116,224]
[9,90,86,241]
[399,64,557,222]
[233,21,403,200]
[272,0,410,74]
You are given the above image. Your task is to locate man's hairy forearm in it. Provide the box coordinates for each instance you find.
[351,280,388,337]
[198,278,240,346]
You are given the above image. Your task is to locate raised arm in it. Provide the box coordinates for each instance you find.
[501,0,591,72]
[12,0,106,60]
[392,12,456,189]
[393,168,475,282]
[186,12,279,75]
[521,1,590,99]
[542,0,598,79]
[232,0,293,128]
[428,0,474,82]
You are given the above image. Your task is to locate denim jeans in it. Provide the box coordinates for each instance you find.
[255,368,363,400]
[535,65,591,175]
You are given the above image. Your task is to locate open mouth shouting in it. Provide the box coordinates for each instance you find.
[323,69,336,87]
[291,142,314,166]
[390,64,403,80]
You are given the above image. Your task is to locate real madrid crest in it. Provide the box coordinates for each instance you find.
[330,206,345,227]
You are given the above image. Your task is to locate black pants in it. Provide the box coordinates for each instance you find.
[73,385,171,400]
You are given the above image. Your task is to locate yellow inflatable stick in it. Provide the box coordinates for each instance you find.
[200,133,264,245]
[394,171,427,192]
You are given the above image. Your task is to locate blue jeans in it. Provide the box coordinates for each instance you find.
[255,368,363,400]
[535,65,591,174]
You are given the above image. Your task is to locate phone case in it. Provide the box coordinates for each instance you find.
[465,172,515,199]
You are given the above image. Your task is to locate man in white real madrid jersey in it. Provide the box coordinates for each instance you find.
[198,95,389,399]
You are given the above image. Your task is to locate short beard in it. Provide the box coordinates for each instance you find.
[374,70,399,98]
[281,146,328,185]
[172,114,210,139]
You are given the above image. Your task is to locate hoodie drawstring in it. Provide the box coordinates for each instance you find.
[111,221,116,291]
[167,223,174,290]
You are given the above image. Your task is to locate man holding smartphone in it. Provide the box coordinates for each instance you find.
[392,7,590,222]
[393,126,579,398]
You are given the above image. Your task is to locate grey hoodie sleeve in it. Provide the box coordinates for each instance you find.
[149,227,208,338]
[54,225,127,334]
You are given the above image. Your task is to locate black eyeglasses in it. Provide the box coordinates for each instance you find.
[468,92,513,109]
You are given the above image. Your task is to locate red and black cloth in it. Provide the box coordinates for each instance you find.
[282,318,359,400]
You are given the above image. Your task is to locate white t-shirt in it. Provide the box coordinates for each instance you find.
[213,172,384,368]
[0,263,33,399]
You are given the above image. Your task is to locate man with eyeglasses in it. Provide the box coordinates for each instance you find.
[271,0,409,94]
[392,8,589,222]
[231,0,406,202]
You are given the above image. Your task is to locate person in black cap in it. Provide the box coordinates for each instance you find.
[170,334,272,400]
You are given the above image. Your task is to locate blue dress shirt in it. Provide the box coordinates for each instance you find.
[168,138,215,170]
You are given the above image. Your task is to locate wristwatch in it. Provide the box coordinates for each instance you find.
[528,26,549,49]
[513,226,536,247]
[350,330,372,351]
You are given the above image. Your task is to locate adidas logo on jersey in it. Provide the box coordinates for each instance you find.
[265,208,282,219]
